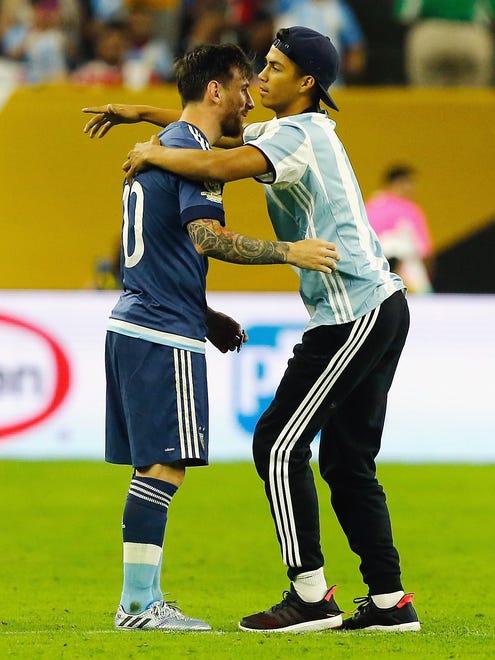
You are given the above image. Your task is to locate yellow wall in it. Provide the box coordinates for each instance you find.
[1,84,494,290]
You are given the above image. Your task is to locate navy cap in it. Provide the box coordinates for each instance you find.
[272,26,339,110]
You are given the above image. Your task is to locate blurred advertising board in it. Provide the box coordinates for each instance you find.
[0,291,493,463]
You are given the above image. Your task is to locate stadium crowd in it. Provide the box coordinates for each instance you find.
[0,0,493,90]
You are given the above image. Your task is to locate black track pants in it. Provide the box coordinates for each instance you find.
[252,290,410,594]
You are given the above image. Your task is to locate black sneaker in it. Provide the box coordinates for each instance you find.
[238,585,343,632]
[340,593,420,631]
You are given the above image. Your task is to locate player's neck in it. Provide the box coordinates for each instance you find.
[269,93,317,119]
[180,106,221,146]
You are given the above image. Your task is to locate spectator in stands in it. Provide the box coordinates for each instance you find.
[224,0,275,72]
[77,0,126,64]
[340,0,407,85]
[23,0,69,81]
[394,0,495,86]
[127,0,182,56]
[273,0,366,83]
[71,18,127,84]
[177,0,225,54]
[1,0,34,59]
[1,0,81,82]
[85,0,125,22]
[366,165,434,293]
[177,0,273,72]
[125,4,174,83]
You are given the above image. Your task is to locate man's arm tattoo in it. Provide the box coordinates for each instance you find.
[188,220,289,265]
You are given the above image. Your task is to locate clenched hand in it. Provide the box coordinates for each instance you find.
[206,308,248,353]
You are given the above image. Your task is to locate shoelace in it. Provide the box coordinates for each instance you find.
[152,600,187,620]
[272,590,295,612]
[351,596,371,613]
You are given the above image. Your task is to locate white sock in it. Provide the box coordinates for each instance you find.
[371,590,405,609]
[292,567,328,603]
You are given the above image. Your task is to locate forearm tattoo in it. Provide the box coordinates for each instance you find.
[188,220,289,265]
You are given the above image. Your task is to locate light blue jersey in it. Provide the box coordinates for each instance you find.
[243,113,404,329]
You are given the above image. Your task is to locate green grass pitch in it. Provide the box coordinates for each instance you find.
[0,460,493,658]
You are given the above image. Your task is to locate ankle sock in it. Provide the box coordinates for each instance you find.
[292,567,328,603]
[371,590,405,609]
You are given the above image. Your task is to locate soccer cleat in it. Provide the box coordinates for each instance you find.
[114,600,212,631]
[238,585,343,632]
[340,593,421,631]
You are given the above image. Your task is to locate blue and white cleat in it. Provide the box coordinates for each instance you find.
[114,600,212,631]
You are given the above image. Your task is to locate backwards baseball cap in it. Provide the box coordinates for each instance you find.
[272,26,340,110]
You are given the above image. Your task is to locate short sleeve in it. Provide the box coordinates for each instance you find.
[243,119,309,186]
[179,179,225,227]
[160,123,225,226]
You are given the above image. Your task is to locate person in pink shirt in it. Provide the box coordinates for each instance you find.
[366,165,434,293]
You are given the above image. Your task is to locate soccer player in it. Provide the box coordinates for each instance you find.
[84,27,420,632]
[90,42,340,632]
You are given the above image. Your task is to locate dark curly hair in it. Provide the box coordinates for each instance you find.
[175,43,254,106]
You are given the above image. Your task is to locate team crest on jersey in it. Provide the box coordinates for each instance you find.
[201,180,222,204]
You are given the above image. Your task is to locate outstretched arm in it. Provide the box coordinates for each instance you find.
[124,138,269,182]
[82,103,243,147]
[82,104,181,138]
[188,220,340,273]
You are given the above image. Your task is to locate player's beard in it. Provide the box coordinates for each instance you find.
[220,112,243,138]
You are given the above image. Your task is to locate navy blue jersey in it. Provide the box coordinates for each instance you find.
[108,122,225,352]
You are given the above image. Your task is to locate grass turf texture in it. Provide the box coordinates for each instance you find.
[0,461,493,659]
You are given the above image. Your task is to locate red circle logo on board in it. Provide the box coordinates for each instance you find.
[0,314,71,439]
